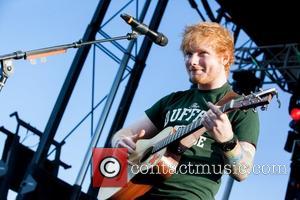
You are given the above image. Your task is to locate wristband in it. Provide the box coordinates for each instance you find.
[217,135,238,152]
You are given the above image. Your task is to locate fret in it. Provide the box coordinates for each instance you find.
[172,130,179,142]
[153,138,167,153]
[190,123,195,131]
[157,142,163,151]
[220,103,227,113]
[191,121,196,130]
[175,126,184,136]
[152,143,158,153]
[153,140,163,153]
[181,126,188,137]
[179,127,185,137]
[162,137,168,149]
[173,129,179,140]
[190,122,195,132]
[196,118,201,127]
[186,124,192,133]
[152,146,157,153]
[166,132,173,146]
[189,121,195,131]
[151,144,157,154]
[187,124,192,134]
[173,128,179,139]
[158,141,164,151]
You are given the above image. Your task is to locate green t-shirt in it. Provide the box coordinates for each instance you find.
[142,82,259,200]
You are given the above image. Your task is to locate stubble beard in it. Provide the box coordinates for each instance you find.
[190,74,214,85]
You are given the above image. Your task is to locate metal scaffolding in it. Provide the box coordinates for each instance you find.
[0,0,299,199]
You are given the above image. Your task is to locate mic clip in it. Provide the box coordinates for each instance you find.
[0,59,14,92]
[126,32,139,41]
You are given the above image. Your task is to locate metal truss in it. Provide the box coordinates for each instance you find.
[191,0,300,94]
[234,42,300,93]
[12,0,171,199]
[3,0,299,199]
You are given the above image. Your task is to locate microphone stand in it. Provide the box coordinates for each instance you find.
[1,31,139,200]
[0,32,138,93]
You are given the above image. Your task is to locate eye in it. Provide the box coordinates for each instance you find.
[198,51,208,56]
[185,51,192,57]
[184,52,193,61]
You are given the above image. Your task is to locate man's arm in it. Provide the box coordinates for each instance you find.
[223,141,256,181]
[111,114,158,154]
[202,102,256,181]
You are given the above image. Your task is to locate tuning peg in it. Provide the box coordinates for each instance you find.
[260,105,268,111]
[250,92,257,99]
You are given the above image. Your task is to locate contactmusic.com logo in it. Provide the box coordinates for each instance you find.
[92,148,128,187]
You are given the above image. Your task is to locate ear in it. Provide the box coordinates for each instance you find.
[221,53,230,66]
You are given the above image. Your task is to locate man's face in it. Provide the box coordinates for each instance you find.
[184,41,226,87]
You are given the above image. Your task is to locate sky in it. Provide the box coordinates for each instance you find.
[0,0,293,199]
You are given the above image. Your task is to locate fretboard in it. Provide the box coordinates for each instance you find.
[151,102,230,154]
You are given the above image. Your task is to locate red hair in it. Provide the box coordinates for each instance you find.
[180,22,234,75]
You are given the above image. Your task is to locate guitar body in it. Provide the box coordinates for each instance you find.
[98,127,182,200]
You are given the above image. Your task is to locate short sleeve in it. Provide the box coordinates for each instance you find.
[231,109,260,147]
[145,93,175,130]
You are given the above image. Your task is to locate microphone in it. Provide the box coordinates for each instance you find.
[120,13,168,46]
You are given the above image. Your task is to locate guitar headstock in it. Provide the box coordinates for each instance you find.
[227,88,278,112]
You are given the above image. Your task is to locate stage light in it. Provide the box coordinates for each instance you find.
[290,108,300,121]
[288,88,300,131]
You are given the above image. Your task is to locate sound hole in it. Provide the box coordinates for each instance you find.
[140,147,153,163]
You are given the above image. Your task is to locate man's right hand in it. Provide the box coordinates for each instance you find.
[113,129,145,154]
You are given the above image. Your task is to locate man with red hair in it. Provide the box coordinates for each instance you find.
[112,22,259,200]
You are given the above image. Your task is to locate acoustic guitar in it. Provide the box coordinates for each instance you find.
[98,88,278,200]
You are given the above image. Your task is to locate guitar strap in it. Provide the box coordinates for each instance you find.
[215,90,239,107]
[178,90,239,151]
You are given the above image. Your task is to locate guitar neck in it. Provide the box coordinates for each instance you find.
[151,103,230,154]
[150,88,277,156]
